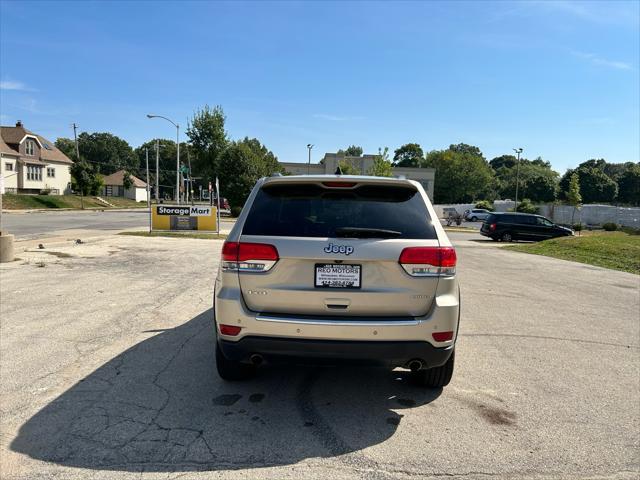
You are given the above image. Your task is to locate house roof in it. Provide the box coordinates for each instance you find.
[0,124,73,164]
[0,135,18,157]
[102,169,147,188]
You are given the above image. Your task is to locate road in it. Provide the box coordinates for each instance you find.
[0,232,638,479]
[1,209,236,239]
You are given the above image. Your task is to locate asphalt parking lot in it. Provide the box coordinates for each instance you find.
[0,232,638,479]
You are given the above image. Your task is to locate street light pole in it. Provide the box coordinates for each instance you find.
[147,114,180,204]
[513,147,523,211]
[307,144,313,174]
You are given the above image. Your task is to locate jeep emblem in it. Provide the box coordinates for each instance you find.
[324,243,354,255]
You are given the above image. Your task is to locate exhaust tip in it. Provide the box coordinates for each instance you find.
[250,354,263,366]
[408,360,423,372]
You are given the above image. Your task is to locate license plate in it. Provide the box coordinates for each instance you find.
[315,264,361,289]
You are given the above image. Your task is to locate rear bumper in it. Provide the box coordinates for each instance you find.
[219,336,454,369]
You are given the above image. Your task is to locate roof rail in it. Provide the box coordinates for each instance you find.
[270,172,283,177]
[396,174,406,180]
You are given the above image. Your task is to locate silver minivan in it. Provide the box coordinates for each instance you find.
[214,175,460,387]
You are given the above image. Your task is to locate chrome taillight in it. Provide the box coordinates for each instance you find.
[221,241,279,272]
[399,247,456,277]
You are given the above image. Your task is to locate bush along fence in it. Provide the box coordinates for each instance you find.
[434,202,640,229]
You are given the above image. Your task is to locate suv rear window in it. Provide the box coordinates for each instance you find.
[242,183,437,239]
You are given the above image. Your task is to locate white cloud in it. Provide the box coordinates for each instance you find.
[313,113,365,122]
[0,80,33,91]
[572,51,632,70]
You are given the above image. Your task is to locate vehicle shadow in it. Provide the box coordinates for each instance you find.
[11,309,441,472]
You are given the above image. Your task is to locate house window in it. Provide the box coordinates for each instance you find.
[25,140,36,156]
[5,162,13,171]
[27,165,43,181]
[47,167,55,178]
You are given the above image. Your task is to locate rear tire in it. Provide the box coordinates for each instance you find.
[412,350,455,388]
[216,343,256,381]
[501,231,513,242]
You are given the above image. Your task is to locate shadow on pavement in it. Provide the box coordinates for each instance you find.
[11,309,441,472]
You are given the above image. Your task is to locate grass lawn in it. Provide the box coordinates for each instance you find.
[1,194,147,210]
[119,231,227,240]
[505,231,640,275]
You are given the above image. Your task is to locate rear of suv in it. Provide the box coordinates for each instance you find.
[214,175,460,387]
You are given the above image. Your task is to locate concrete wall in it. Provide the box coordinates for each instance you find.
[434,201,640,228]
[540,204,640,228]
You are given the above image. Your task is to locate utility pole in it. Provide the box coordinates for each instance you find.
[72,123,83,209]
[186,145,193,205]
[307,144,314,174]
[155,140,160,203]
[145,148,151,233]
[513,148,523,212]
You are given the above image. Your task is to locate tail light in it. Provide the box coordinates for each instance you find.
[322,181,357,188]
[489,223,497,232]
[221,241,279,272]
[432,331,454,342]
[399,247,456,277]
[219,324,242,336]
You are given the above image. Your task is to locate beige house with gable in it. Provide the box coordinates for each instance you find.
[0,121,72,195]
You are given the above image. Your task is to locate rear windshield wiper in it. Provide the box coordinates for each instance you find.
[334,227,402,238]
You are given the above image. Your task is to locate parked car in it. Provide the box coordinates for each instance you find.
[442,207,462,226]
[464,208,491,222]
[214,175,460,388]
[480,212,573,242]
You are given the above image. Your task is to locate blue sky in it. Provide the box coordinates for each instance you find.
[1,1,638,172]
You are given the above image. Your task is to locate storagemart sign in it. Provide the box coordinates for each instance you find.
[157,205,214,217]
[152,205,217,231]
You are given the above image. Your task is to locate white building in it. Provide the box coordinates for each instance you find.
[101,170,148,202]
[0,121,72,195]
[281,152,436,199]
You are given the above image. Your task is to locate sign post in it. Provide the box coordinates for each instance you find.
[215,177,221,235]
[145,148,151,233]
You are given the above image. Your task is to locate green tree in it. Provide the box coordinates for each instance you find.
[616,164,640,205]
[393,143,424,167]
[134,139,188,198]
[567,172,582,224]
[54,138,76,159]
[422,148,495,203]
[337,161,357,174]
[368,147,393,177]
[122,171,133,190]
[337,145,363,157]
[70,156,102,196]
[515,198,537,214]
[449,143,484,159]
[217,137,281,208]
[560,163,617,203]
[489,154,517,170]
[74,132,137,175]
[495,160,558,203]
[186,105,229,180]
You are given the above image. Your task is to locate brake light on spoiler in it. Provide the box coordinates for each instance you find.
[399,247,456,277]
[222,242,279,272]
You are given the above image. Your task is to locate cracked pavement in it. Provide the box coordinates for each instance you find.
[0,232,638,479]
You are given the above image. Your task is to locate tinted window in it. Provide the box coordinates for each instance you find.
[485,214,496,223]
[243,183,437,239]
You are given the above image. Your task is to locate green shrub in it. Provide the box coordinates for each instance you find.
[515,199,538,214]
[231,206,243,217]
[602,222,618,231]
[573,223,583,231]
[474,200,494,211]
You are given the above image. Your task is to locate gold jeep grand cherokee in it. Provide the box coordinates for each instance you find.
[214,174,460,388]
